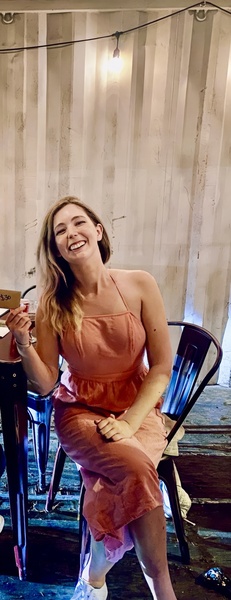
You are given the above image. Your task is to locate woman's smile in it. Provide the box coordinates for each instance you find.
[68,240,86,252]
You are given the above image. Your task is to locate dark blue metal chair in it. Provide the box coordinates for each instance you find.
[158,321,223,563]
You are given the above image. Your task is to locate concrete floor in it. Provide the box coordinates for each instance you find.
[0,385,231,600]
[0,502,230,600]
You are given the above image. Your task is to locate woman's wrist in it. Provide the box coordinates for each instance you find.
[16,339,32,357]
[16,340,31,348]
[120,417,137,435]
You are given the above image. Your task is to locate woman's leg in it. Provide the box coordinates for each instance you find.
[82,534,116,588]
[84,509,177,600]
[129,505,177,600]
[55,404,172,596]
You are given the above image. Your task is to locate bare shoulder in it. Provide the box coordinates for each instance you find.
[110,268,158,292]
[109,269,159,317]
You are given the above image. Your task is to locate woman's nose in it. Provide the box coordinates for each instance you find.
[68,227,78,238]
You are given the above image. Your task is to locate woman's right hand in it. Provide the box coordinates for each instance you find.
[6,306,32,345]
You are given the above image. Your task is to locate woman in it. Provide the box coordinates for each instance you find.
[6,196,177,600]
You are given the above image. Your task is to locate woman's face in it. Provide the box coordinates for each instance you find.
[53,203,103,265]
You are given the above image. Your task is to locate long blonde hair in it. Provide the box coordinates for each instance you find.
[37,196,111,336]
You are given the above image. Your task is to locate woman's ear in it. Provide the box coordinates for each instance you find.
[96,223,103,241]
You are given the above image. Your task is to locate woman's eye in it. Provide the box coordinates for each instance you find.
[55,228,65,236]
[75,220,85,226]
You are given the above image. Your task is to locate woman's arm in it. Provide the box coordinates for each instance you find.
[122,271,172,429]
[6,305,60,395]
[96,271,172,441]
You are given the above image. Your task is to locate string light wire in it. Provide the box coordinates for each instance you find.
[0,1,230,55]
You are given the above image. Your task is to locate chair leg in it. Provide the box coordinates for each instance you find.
[27,392,53,492]
[45,444,67,511]
[0,362,28,580]
[0,443,6,477]
[78,481,91,577]
[158,457,190,564]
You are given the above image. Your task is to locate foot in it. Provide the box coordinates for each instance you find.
[71,577,108,600]
[0,515,4,533]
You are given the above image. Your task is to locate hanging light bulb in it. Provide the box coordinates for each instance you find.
[113,32,120,59]
[109,31,123,74]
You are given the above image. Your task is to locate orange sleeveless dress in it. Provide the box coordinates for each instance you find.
[53,276,167,562]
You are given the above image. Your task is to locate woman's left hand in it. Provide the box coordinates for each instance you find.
[95,414,134,442]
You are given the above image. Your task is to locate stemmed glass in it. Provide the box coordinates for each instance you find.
[20,298,38,343]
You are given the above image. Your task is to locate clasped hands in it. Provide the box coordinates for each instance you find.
[95,414,134,442]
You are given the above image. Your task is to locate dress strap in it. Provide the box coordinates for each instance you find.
[109,274,130,311]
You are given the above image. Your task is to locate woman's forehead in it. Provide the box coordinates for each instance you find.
[53,203,88,226]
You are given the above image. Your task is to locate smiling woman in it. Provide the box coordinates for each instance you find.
[35,197,111,337]
[6,195,177,600]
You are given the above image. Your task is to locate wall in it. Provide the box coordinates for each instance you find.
[0,7,230,383]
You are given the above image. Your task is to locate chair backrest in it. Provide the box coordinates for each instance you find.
[21,285,36,299]
[161,321,223,445]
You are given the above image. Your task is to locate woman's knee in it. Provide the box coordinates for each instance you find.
[109,443,157,485]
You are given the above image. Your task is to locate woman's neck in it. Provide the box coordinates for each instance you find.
[73,264,111,297]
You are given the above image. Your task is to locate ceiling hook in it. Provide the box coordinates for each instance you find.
[195,9,207,22]
[1,12,15,24]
